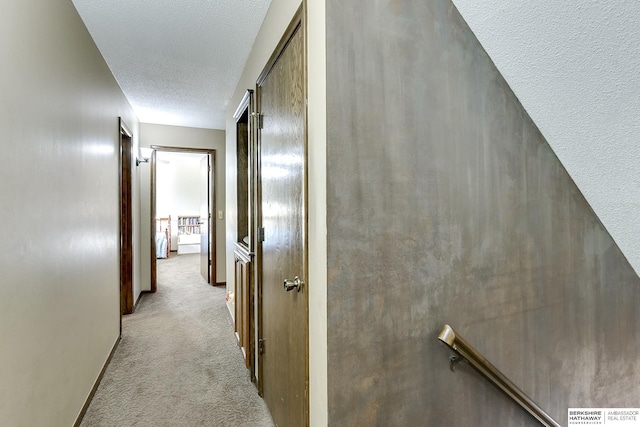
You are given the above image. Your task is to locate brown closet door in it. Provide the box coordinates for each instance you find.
[258,12,308,427]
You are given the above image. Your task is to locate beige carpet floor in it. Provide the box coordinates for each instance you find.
[79,253,274,427]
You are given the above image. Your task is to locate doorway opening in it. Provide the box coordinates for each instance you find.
[150,147,218,292]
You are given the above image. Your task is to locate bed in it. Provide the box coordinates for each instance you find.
[155,216,171,259]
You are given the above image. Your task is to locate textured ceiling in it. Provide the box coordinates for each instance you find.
[71,0,272,130]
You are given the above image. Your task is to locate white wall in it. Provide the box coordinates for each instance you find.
[140,123,226,284]
[307,0,328,425]
[0,1,139,425]
[451,0,640,274]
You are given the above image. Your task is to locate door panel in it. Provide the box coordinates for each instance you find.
[200,155,210,283]
[258,18,307,427]
[234,249,251,368]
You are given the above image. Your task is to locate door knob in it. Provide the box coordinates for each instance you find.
[283,276,303,292]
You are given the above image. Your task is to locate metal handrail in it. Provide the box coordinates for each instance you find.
[438,324,561,427]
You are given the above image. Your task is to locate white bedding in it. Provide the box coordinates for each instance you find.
[155,232,168,258]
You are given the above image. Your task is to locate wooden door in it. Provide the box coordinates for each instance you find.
[200,155,210,283]
[257,10,307,427]
[119,119,134,318]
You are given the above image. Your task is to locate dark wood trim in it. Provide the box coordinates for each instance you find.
[210,150,217,284]
[120,119,133,138]
[253,84,265,396]
[235,91,253,252]
[73,336,121,427]
[233,90,253,121]
[245,90,258,386]
[150,146,214,155]
[150,146,217,285]
[236,90,254,253]
[301,4,310,425]
[234,89,255,382]
[216,281,226,287]
[119,118,134,323]
[150,150,157,293]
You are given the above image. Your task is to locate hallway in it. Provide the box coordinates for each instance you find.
[80,254,274,427]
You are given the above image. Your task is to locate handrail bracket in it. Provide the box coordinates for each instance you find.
[449,355,463,372]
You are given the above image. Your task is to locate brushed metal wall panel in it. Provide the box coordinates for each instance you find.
[326,1,640,426]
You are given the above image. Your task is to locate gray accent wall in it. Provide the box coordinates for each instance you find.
[326,1,640,425]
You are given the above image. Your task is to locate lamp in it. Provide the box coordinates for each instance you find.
[136,147,153,166]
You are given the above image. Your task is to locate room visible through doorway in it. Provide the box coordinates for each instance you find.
[151,148,217,291]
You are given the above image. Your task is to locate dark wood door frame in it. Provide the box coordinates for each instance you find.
[200,155,212,283]
[233,89,257,384]
[119,118,134,327]
[150,146,218,292]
